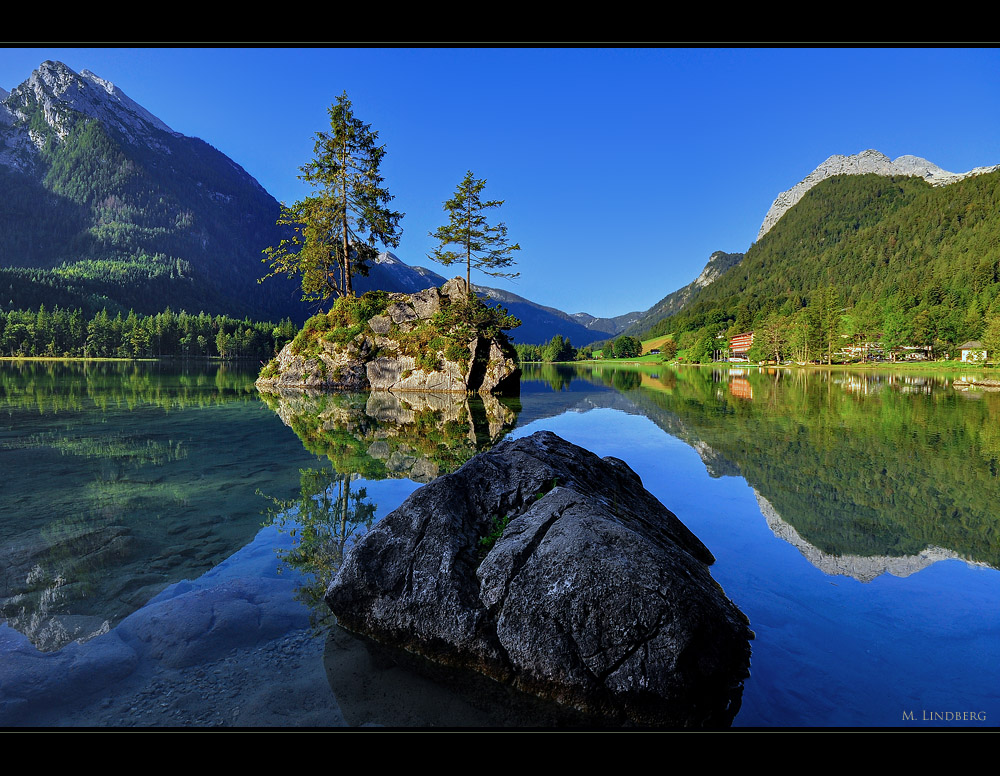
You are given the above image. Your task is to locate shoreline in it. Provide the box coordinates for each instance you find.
[536,358,998,375]
[0,356,259,363]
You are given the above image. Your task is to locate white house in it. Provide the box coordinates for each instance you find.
[958,340,987,362]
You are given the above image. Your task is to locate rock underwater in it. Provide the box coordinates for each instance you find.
[325,430,754,727]
[256,278,520,395]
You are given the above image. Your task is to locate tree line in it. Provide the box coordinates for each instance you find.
[671,280,1000,365]
[515,334,647,363]
[0,305,296,360]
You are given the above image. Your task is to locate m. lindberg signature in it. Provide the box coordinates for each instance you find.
[902,710,986,721]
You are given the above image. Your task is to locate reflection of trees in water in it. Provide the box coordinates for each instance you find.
[0,360,260,414]
[261,468,377,625]
[519,360,1000,568]
[522,363,577,392]
[520,363,651,393]
[0,360,309,651]
[619,365,1000,568]
[256,388,523,624]
[608,368,642,392]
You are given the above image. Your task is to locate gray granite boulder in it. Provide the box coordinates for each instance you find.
[326,430,753,727]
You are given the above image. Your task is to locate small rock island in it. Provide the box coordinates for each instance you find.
[326,430,754,727]
[256,278,520,395]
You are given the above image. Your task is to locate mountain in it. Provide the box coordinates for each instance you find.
[0,61,304,320]
[643,165,1000,355]
[472,284,627,346]
[354,252,617,346]
[0,61,625,345]
[622,250,744,338]
[351,251,446,297]
[757,149,1000,241]
[569,310,644,337]
[623,149,1000,344]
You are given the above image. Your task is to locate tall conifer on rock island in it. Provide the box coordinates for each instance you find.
[429,170,520,294]
[261,92,404,307]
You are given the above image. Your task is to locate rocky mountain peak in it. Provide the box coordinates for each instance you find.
[3,60,177,152]
[693,250,742,289]
[757,149,1000,241]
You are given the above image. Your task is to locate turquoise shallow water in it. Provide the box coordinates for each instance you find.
[2,361,998,728]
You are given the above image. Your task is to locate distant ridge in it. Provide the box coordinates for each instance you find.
[351,252,620,346]
[624,250,744,338]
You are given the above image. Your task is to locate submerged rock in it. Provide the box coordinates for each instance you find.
[256,279,520,395]
[326,430,753,727]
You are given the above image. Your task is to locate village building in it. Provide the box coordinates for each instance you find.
[728,332,754,362]
[958,340,987,362]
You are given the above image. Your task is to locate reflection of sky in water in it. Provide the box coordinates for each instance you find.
[508,408,1000,727]
[2,362,999,727]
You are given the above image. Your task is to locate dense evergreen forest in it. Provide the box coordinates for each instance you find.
[0,305,296,360]
[0,94,304,322]
[642,171,1000,362]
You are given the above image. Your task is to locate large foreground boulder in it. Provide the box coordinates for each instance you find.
[326,430,753,727]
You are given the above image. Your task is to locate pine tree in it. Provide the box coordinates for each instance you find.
[262,92,403,306]
[429,171,520,293]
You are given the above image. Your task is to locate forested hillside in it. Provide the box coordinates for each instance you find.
[0,62,304,322]
[641,171,1000,360]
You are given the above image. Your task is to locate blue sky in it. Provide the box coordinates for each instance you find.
[2,46,999,319]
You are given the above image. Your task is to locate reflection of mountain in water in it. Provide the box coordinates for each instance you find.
[258,389,520,482]
[536,364,1000,574]
[753,490,988,581]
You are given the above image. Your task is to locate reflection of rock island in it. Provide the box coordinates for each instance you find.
[258,389,520,482]
[753,490,989,581]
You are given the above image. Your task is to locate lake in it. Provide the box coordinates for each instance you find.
[1,359,998,728]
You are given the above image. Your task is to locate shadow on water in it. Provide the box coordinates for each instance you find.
[323,623,599,728]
